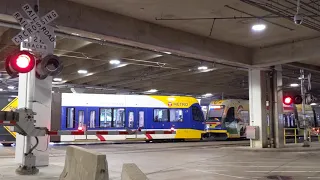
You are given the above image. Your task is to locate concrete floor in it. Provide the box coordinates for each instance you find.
[0,141,319,180]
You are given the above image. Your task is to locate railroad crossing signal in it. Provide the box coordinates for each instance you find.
[6,4,63,79]
[11,4,58,54]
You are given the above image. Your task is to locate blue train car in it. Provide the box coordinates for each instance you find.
[59,93,205,142]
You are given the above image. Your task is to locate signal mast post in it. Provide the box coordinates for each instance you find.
[9,3,61,174]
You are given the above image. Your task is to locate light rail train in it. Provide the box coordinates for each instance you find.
[203,99,320,140]
[53,93,206,142]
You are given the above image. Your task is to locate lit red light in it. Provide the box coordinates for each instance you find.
[6,51,35,74]
[78,126,83,131]
[283,96,293,105]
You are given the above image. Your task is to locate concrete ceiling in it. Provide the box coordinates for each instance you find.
[68,0,320,48]
[0,0,319,100]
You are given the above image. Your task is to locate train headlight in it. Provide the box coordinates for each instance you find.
[206,124,210,129]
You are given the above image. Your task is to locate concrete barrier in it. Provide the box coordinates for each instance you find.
[59,145,109,180]
[121,163,148,180]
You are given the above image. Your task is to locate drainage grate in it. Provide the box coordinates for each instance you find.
[266,175,292,180]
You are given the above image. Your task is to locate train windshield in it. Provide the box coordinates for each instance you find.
[207,105,224,122]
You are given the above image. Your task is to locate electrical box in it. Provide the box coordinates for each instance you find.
[246,126,259,140]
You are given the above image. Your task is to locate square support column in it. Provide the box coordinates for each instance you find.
[272,65,285,148]
[249,69,268,148]
[15,72,52,166]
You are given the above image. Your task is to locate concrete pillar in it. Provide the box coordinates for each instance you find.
[249,69,268,148]
[272,65,285,148]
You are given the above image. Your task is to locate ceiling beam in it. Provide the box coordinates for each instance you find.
[286,62,320,74]
[0,0,252,68]
[253,37,320,67]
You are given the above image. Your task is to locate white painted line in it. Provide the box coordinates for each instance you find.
[247,171,320,173]
[196,164,320,168]
[193,169,256,180]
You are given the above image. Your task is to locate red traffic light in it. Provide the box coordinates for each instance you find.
[5,51,35,77]
[283,96,293,105]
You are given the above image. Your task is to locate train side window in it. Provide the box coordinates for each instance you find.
[128,112,134,128]
[66,107,75,128]
[78,110,84,128]
[154,109,169,122]
[170,109,183,122]
[99,108,112,128]
[225,107,235,122]
[89,111,96,128]
[192,106,203,121]
[113,108,125,128]
[139,111,145,127]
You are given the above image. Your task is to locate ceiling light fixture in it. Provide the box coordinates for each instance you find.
[86,73,94,76]
[146,89,158,93]
[77,70,88,74]
[0,88,3,91]
[203,93,213,97]
[251,24,266,32]
[8,86,15,90]
[163,51,172,55]
[109,59,121,65]
[198,66,208,70]
[290,83,299,87]
[53,78,62,82]
[311,103,317,106]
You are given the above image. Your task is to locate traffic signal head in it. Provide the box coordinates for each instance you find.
[5,51,35,78]
[283,94,303,105]
[36,54,63,80]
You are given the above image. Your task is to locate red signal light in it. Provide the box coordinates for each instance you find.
[5,51,35,77]
[283,96,293,105]
[78,126,83,131]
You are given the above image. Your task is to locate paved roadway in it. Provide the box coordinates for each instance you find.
[0,141,319,180]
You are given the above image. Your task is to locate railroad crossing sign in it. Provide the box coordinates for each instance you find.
[11,4,58,54]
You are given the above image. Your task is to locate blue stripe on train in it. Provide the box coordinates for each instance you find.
[60,105,205,131]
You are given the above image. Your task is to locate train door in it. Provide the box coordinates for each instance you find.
[87,108,98,130]
[126,108,145,130]
[191,105,205,130]
[75,107,87,130]
[137,109,145,129]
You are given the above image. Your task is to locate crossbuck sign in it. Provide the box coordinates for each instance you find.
[11,4,59,54]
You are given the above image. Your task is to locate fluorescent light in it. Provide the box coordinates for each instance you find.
[311,103,317,106]
[163,51,172,54]
[86,73,94,76]
[203,93,213,97]
[290,83,299,87]
[198,66,208,70]
[71,33,80,36]
[77,70,88,74]
[252,24,266,31]
[109,59,120,65]
[0,88,3,91]
[53,78,62,82]
[117,64,128,68]
[8,86,15,90]
[146,89,158,93]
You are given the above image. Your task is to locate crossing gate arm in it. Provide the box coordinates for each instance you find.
[47,130,176,136]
